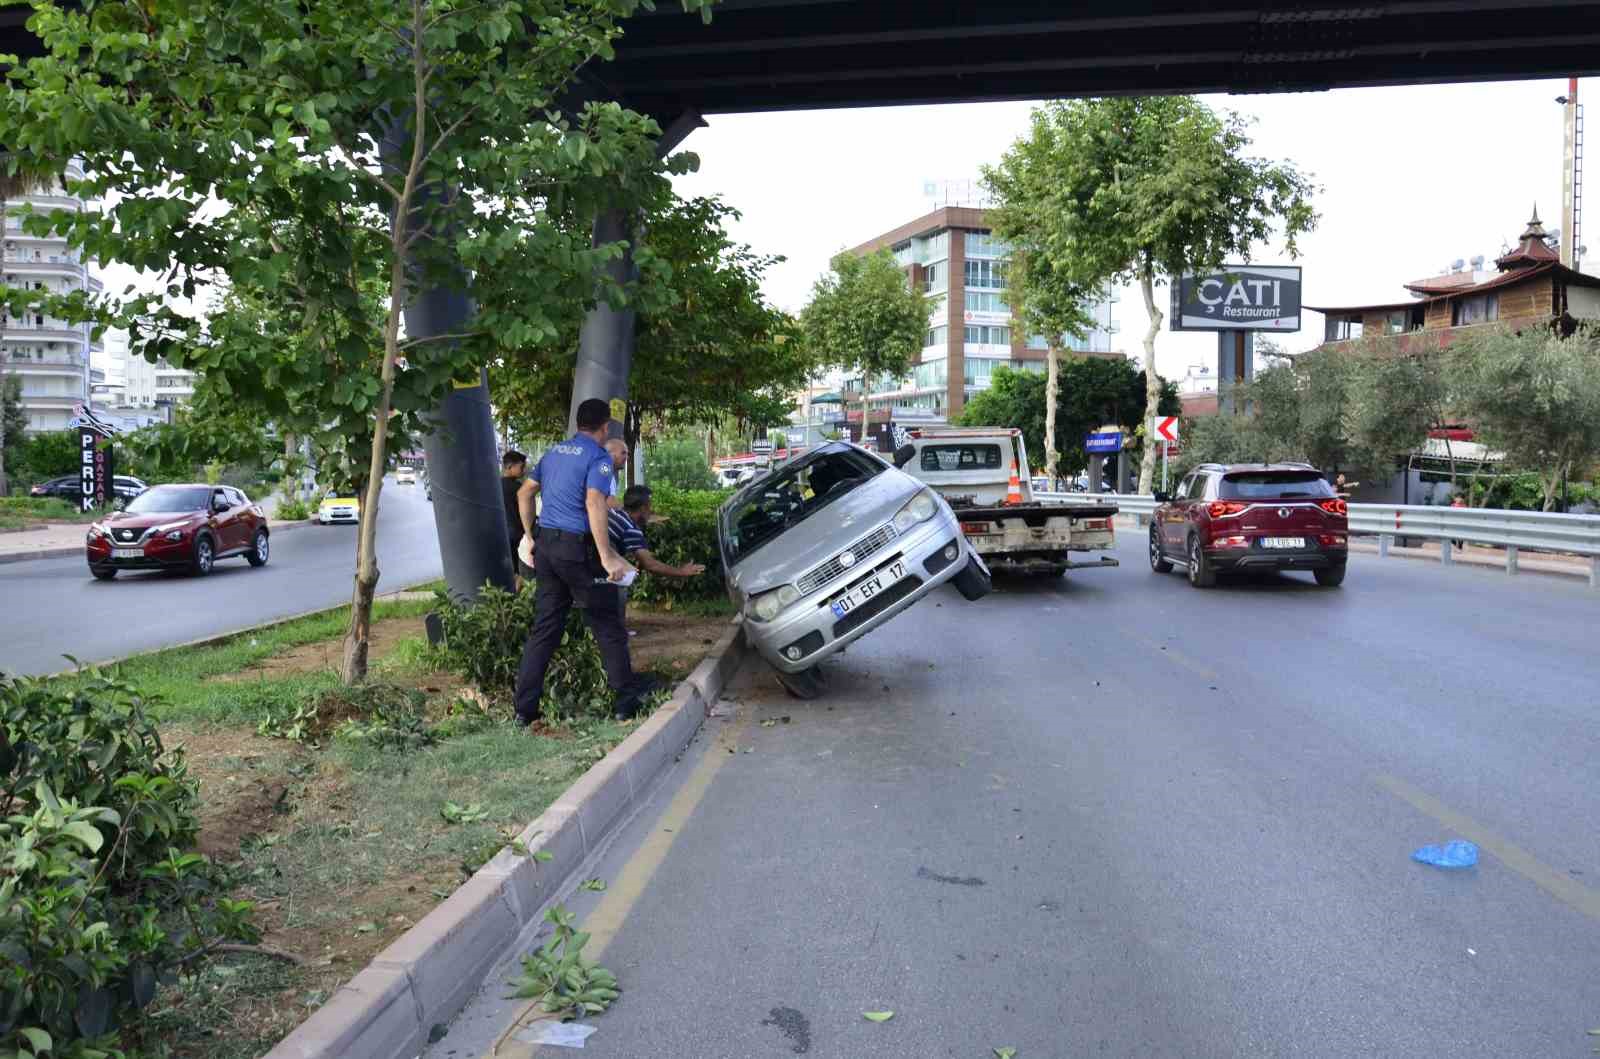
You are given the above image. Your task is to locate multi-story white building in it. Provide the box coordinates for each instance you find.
[0,160,103,433]
[843,207,1122,426]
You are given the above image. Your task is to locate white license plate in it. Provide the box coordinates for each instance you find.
[112,547,143,559]
[830,560,906,618]
[1261,537,1306,549]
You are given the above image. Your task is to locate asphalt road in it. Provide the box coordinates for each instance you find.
[439,531,1600,1059]
[0,480,443,677]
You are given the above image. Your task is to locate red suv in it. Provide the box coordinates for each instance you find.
[86,483,270,580]
[1149,463,1348,588]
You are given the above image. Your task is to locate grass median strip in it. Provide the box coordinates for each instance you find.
[38,597,725,1058]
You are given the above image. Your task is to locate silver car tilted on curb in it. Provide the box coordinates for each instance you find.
[718,441,991,699]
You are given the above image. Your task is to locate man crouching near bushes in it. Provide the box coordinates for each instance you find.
[607,485,705,635]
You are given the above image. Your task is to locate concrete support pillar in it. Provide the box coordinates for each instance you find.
[1506,545,1518,575]
[1378,534,1390,558]
[1440,539,1453,565]
[1217,331,1254,415]
[568,207,637,438]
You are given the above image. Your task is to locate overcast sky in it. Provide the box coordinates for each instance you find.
[671,76,1589,384]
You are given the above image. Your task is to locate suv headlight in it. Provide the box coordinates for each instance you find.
[892,488,938,533]
[87,523,106,541]
[748,584,800,622]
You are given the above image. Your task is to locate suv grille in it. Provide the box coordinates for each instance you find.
[796,523,896,595]
[112,527,144,544]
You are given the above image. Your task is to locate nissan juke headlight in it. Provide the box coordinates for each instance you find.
[892,488,938,533]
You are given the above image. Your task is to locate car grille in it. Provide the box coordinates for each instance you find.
[796,523,896,596]
[112,527,144,544]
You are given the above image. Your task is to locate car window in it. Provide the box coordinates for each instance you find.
[125,486,210,513]
[919,443,1003,473]
[1190,473,1213,501]
[723,447,886,564]
[226,488,247,507]
[1173,474,1195,501]
[1220,471,1334,500]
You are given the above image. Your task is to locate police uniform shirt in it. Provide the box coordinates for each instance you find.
[531,434,614,533]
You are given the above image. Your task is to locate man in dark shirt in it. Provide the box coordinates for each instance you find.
[607,485,707,582]
[500,450,530,588]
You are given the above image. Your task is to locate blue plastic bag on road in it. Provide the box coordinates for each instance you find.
[1412,840,1479,868]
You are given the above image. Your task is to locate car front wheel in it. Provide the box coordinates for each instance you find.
[1314,563,1346,587]
[775,665,826,700]
[1187,535,1215,588]
[1149,527,1173,573]
[246,528,270,567]
[951,554,992,601]
[191,535,214,576]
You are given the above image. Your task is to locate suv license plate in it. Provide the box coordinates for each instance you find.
[112,547,143,559]
[830,560,906,618]
[1261,537,1306,549]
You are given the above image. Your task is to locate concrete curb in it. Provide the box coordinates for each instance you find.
[263,621,750,1059]
[0,518,317,566]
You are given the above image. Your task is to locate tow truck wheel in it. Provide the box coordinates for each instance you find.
[776,665,826,700]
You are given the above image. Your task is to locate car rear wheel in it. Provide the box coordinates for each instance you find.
[191,535,214,577]
[1187,535,1215,588]
[776,664,826,700]
[90,565,117,581]
[1149,527,1172,573]
[1314,563,1346,587]
[246,528,270,567]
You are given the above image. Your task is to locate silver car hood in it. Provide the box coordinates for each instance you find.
[727,469,920,596]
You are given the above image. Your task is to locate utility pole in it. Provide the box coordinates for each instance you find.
[1560,77,1584,270]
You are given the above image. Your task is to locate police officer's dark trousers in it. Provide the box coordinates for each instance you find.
[513,526,644,723]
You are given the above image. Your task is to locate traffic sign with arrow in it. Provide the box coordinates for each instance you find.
[1154,416,1180,443]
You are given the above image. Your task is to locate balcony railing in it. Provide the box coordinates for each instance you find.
[1,355,85,369]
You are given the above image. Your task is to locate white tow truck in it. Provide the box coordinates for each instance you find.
[892,427,1120,576]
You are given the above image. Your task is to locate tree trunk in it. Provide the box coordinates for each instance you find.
[1541,460,1565,512]
[343,0,424,685]
[1443,434,1457,488]
[622,403,642,487]
[1043,344,1061,482]
[860,390,871,450]
[1136,272,1164,495]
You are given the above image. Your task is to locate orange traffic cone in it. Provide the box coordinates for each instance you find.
[1005,461,1023,505]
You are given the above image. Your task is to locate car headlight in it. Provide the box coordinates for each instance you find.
[164,529,185,541]
[748,584,800,622]
[87,523,106,541]
[892,488,938,533]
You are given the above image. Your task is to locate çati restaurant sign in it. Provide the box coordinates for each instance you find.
[1170,265,1302,332]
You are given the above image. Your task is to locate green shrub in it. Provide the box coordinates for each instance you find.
[431,585,612,723]
[629,487,728,607]
[274,498,312,521]
[0,672,257,1056]
[13,430,79,480]
[643,437,717,491]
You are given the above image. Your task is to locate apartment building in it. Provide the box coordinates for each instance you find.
[0,159,103,432]
[844,207,1121,421]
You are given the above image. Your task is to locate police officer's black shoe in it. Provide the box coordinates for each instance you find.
[613,675,662,722]
[515,713,535,728]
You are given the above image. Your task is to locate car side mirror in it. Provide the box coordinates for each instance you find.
[893,444,915,469]
[1152,490,1170,503]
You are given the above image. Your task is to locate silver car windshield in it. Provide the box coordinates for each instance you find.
[724,448,884,564]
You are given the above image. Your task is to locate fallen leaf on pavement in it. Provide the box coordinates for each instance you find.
[862,1011,894,1023]
[994,1048,1017,1058]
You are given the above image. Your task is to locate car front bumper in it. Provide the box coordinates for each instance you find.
[741,511,973,674]
[86,537,195,570]
[320,508,359,523]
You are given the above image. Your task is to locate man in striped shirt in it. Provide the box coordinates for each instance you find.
[608,485,707,592]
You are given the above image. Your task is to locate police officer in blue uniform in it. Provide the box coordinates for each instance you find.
[513,399,656,723]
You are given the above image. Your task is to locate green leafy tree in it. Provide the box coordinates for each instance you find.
[958,360,1177,476]
[991,98,1318,493]
[0,370,26,494]
[644,436,719,491]
[984,134,1099,481]
[800,249,929,447]
[1452,324,1600,510]
[1347,335,1457,487]
[492,195,813,471]
[1234,345,1357,473]
[0,0,712,683]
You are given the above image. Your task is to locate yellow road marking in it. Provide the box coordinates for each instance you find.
[1376,773,1600,922]
[484,708,747,1058]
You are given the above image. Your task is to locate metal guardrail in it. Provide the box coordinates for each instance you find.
[1034,492,1600,586]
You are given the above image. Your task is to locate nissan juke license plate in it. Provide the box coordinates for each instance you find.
[830,560,906,618]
